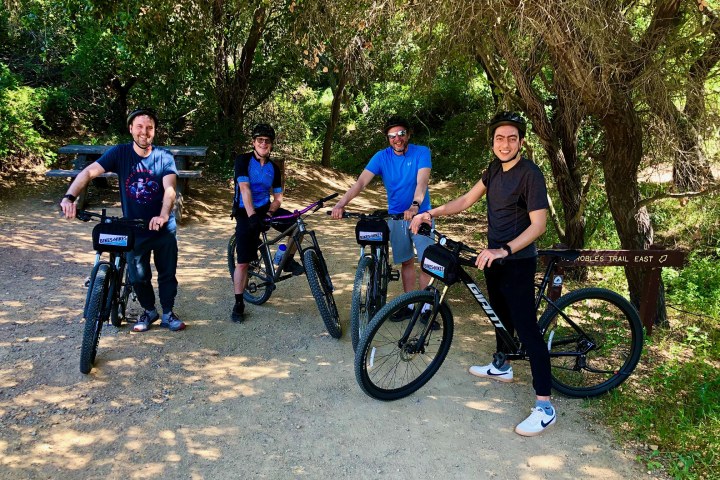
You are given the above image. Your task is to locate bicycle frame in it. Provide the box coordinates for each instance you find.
[405,234,580,363]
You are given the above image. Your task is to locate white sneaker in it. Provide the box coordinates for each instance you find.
[468,362,513,382]
[515,407,557,436]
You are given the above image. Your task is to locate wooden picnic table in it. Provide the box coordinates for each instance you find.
[48,144,208,222]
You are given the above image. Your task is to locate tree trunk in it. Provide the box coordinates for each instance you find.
[600,102,666,324]
[321,70,348,167]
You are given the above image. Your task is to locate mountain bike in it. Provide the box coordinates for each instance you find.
[354,226,643,400]
[331,210,403,351]
[227,193,342,338]
[75,209,146,374]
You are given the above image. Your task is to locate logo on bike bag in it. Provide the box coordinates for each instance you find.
[98,233,130,247]
[422,258,445,278]
[359,231,384,242]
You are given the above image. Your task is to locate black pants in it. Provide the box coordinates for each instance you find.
[484,256,552,397]
[234,205,295,264]
[127,229,178,313]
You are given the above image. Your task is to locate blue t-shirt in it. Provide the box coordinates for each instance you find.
[365,144,432,214]
[96,143,178,228]
[233,152,283,209]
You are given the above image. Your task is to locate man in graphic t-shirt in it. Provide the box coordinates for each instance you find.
[60,108,186,333]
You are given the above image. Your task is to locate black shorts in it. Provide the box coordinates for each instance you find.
[234,204,295,264]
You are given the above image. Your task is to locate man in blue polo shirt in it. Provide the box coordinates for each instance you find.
[60,108,185,333]
[331,116,433,318]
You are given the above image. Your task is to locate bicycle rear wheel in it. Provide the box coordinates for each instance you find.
[304,247,341,338]
[80,264,110,374]
[355,290,453,400]
[350,255,377,351]
[538,287,643,397]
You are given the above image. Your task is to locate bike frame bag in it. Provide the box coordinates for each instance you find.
[92,222,135,252]
[421,244,460,285]
[355,218,390,246]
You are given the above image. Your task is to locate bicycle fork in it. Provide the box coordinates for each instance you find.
[399,283,446,354]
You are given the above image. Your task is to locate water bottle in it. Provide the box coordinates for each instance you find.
[274,244,287,266]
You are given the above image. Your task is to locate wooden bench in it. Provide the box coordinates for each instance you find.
[47,145,207,222]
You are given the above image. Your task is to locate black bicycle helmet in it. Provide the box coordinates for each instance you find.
[487,111,527,139]
[127,108,159,127]
[252,123,276,141]
[383,116,411,134]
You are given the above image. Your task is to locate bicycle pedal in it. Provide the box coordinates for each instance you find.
[83,276,91,288]
[390,270,400,281]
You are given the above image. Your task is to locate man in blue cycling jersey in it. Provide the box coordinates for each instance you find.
[410,111,554,436]
[331,116,433,319]
[60,108,185,333]
[231,123,302,323]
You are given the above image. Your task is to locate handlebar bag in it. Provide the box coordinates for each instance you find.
[92,222,135,252]
[355,218,390,246]
[421,244,460,285]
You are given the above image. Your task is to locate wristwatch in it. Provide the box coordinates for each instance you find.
[501,244,513,256]
[411,200,420,208]
[63,194,77,202]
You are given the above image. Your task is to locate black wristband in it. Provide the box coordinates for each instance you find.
[63,194,77,202]
[502,244,512,256]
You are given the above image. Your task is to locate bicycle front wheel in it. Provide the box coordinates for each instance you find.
[229,234,274,305]
[539,287,643,397]
[80,264,110,374]
[304,247,341,338]
[355,290,453,400]
[350,255,377,351]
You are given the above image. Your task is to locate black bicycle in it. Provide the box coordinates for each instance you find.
[75,209,145,374]
[354,226,644,400]
[228,193,342,338]
[332,210,402,351]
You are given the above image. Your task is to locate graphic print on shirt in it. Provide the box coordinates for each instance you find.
[125,168,160,205]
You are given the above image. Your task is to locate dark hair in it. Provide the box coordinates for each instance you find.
[252,123,276,141]
[127,108,159,128]
[487,111,527,139]
[383,116,411,134]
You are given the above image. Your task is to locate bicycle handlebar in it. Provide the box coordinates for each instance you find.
[326,209,405,220]
[76,209,147,228]
[267,193,339,222]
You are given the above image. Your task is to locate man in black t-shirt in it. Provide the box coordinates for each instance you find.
[410,112,555,437]
[230,124,302,323]
[60,108,185,333]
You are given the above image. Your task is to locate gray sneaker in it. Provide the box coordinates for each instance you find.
[132,310,159,332]
[160,311,186,331]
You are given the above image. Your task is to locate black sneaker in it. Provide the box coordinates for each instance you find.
[390,306,413,322]
[283,259,305,276]
[231,303,245,323]
[419,310,440,330]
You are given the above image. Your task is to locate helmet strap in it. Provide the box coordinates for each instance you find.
[253,147,270,161]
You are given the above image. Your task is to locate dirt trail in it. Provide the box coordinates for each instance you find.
[0,164,661,479]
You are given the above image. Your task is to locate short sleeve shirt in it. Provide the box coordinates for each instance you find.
[96,143,178,223]
[365,144,432,215]
[481,157,549,258]
[233,152,283,210]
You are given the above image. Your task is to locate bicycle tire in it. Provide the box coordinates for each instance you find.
[538,287,643,397]
[304,247,341,338]
[227,234,237,279]
[350,255,376,351]
[229,234,275,305]
[355,290,453,400]
[80,264,110,374]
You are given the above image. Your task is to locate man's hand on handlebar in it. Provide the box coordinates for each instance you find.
[60,197,77,219]
[474,247,509,269]
[409,212,431,234]
[330,204,345,220]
